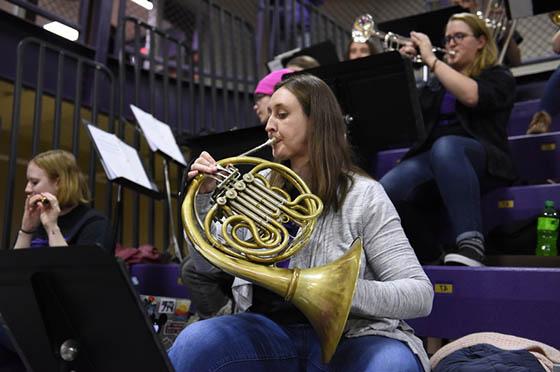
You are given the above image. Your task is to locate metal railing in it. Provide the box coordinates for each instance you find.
[4,0,89,44]
[2,37,116,249]
[256,0,350,69]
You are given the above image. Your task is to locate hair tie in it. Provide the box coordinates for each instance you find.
[430,58,439,73]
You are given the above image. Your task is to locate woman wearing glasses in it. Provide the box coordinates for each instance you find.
[380,12,516,267]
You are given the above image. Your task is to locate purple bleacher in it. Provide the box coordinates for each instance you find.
[482,183,560,233]
[129,263,193,303]
[508,99,560,136]
[407,265,560,348]
[509,131,560,182]
[371,147,408,179]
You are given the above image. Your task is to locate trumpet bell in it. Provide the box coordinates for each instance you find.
[352,13,375,43]
[550,11,560,27]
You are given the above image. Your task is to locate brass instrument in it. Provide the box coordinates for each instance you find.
[476,0,515,64]
[351,13,455,63]
[181,139,363,363]
[33,195,49,206]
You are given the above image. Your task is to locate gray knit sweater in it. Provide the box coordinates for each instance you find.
[189,173,434,371]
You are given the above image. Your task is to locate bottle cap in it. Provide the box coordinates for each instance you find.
[545,200,555,207]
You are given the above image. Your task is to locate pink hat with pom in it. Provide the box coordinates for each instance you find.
[254,68,293,96]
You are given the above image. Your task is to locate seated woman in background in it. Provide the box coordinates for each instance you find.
[14,149,114,252]
[527,29,560,134]
[346,38,380,60]
[170,74,433,371]
[380,13,516,267]
[286,54,320,71]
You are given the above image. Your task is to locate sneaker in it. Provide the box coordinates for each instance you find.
[527,111,552,134]
[444,247,485,267]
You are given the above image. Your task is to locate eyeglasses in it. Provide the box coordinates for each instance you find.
[442,32,473,45]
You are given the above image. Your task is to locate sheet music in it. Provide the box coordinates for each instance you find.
[130,105,158,152]
[130,104,187,166]
[87,124,154,191]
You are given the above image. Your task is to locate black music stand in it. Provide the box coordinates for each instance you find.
[300,51,424,172]
[0,246,173,371]
[180,125,273,161]
[280,40,340,67]
[378,6,464,51]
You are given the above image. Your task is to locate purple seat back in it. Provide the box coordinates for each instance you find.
[130,263,193,301]
[482,184,560,233]
[407,265,560,348]
[509,132,560,182]
[371,147,408,179]
[508,99,560,136]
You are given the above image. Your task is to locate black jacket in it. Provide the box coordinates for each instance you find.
[404,64,516,181]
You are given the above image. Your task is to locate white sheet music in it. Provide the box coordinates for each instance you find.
[87,124,154,191]
[130,104,187,166]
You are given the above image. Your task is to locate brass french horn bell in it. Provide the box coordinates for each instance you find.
[181,139,363,363]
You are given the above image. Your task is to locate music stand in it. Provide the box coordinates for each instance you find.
[179,125,273,161]
[267,41,340,71]
[378,6,464,52]
[300,51,424,171]
[0,246,173,371]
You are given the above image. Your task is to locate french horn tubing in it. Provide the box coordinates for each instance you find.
[181,139,363,363]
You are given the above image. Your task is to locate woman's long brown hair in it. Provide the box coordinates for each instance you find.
[271,74,364,212]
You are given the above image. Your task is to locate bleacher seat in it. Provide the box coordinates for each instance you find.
[407,265,560,348]
[509,131,560,183]
[130,263,193,301]
[371,147,408,179]
[482,183,560,233]
[507,99,560,136]
[371,134,560,236]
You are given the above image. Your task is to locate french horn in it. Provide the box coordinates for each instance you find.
[181,139,363,363]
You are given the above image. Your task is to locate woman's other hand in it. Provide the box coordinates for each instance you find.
[34,192,61,230]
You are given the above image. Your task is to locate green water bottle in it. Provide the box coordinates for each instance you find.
[536,200,559,256]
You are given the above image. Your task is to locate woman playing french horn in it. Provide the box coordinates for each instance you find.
[169,74,433,371]
[380,13,516,266]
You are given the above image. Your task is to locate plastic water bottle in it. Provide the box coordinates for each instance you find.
[536,200,559,256]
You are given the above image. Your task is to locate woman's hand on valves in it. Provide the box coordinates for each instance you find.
[399,40,418,60]
[410,31,437,67]
[188,151,218,194]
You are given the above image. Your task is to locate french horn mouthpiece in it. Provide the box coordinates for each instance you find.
[238,138,276,157]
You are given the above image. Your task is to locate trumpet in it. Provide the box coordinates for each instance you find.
[352,13,455,63]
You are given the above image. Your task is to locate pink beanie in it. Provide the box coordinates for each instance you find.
[254,68,293,96]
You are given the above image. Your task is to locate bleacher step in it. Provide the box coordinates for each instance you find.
[407,265,560,348]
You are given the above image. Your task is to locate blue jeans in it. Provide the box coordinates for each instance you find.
[168,313,423,372]
[540,66,560,118]
[380,136,492,261]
